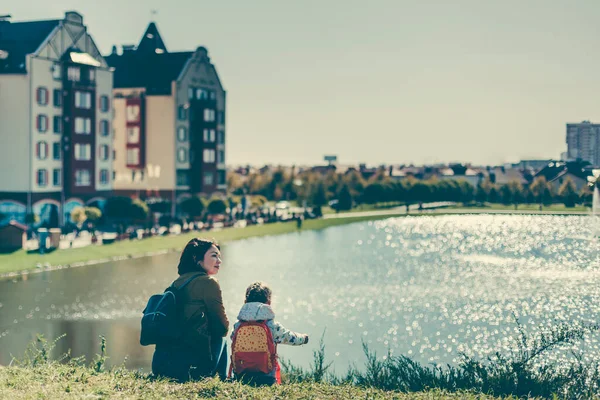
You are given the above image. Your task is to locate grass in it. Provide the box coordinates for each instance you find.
[2,319,599,399]
[449,203,589,212]
[0,213,407,276]
[322,202,405,215]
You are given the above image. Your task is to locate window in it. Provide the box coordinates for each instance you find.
[100,120,110,136]
[196,88,208,100]
[53,169,61,186]
[53,142,61,160]
[127,127,140,144]
[99,95,109,112]
[177,148,188,163]
[36,141,48,160]
[209,91,216,100]
[53,89,62,107]
[217,130,225,144]
[203,149,215,163]
[217,150,225,164]
[126,148,140,165]
[88,69,95,82]
[75,117,91,134]
[203,129,215,142]
[53,116,62,134]
[52,64,61,80]
[178,106,187,120]
[218,170,226,185]
[37,87,48,106]
[177,170,189,186]
[203,108,215,122]
[75,169,91,186]
[74,143,91,161]
[99,145,109,161]
[67,66,80,82]
[126,105,140,122]
[203,172,214,186]
[217,111,225,124]
[177,127,187,142]
[37,115,48,132]
[99,169,109,185]
[188,88,195,100]
[75,91,92,109]
[37,169,48,187]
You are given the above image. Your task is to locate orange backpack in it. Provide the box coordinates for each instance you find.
[229,321,279,381]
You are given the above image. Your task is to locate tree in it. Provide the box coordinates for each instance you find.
[458,180,475,204]
[180,196,206,219]
[337,184,353,211]
[363,182,385,204]
[530,177,551,210]
[71,207,87,225]
[104,196,134,220]
[207,198,227,214]
[500,184,513,206]
[312,181,328,207]
[558,177,578,208]
[84,207,102,224]
[507,181,524,209]
[130,199,149,223]
[580,184,593,206]
[488,186,500,204]
[475,184,488,204]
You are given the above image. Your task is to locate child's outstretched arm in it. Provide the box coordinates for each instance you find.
[269,321,309,346]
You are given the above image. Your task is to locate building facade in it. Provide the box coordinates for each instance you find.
[106,23,226,211]
[0,11,113,225]
[566,121,600,166]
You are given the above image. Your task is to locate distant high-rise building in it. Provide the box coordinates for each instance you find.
[566,121,600,166]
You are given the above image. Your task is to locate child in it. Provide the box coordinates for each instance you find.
[229,281,309,386]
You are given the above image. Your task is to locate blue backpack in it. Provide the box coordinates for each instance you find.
[140,273,203,346]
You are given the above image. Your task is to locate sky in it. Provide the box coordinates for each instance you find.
[4,0,600,167]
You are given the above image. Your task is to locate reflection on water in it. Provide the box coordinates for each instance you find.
[0,215,599,373]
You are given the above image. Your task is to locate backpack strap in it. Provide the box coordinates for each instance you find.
[170,272,205,292]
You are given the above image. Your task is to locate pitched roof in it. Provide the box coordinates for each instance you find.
[105,50,192,95]
[0,19,60,74]
[105,22,192,95]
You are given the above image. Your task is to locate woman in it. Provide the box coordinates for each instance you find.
[152,238,229,382]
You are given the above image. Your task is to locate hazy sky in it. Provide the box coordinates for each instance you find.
[5,0,600,166]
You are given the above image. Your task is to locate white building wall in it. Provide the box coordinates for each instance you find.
[29,56,63,193]
[0,74,31,192]
[95,68,114,191]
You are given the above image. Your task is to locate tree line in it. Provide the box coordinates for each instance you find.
[228,168,598,211]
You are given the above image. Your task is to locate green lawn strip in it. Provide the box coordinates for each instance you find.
[0,364,506,400]
[0,214,406,276]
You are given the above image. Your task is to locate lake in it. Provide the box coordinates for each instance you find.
[1,214,599,374]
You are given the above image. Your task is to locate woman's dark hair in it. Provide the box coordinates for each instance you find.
[245,281,272,304]
[177,238,220,275]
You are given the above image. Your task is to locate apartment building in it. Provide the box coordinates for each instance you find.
[105,22,226,210]
[0,11,113,225]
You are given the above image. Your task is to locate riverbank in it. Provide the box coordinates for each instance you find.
[0,213,408,277]
[0,364,499,400]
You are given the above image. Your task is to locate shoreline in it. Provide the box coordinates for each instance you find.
[0,208,590,280]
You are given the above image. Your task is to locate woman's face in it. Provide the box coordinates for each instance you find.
[198,245,222,275]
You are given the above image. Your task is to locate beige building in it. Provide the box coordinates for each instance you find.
[106,23,227,212]
[0,11,113,226]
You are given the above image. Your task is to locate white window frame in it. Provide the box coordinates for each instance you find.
[75,117,91,134]
[126,148,140,165]
[75,91,92,109]
[99,169,109,185]
[99,145,109,161]
[53,168,61,186]
[126,105,140,122]
[37,169,48,187]
[75,169,91,186]
[100,120,110,136]
[53,142,61,160]
[177,148,188,163]
[203,149,215,163]
[74,143,91,161]
[203,108,215,122]
[127,127,140,144]
[37,141,48,160]
[177,127,187,142]
[67,66,80,82]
